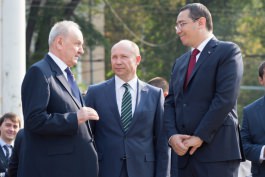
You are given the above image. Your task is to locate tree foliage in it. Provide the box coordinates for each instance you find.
[26,0,108,68]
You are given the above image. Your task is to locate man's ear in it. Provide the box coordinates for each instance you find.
[136,55,141,65]
[55,36,64,50]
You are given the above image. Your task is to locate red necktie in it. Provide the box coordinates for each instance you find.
[184,49,200,88]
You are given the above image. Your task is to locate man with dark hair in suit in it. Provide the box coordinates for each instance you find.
[241,61,265,177]
[164,3,244,177]
[84,40,169,177]
[21,20,99,177]
[0,112,21,177]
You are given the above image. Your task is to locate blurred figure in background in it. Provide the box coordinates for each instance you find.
[148,77,169,97]
[0,112,21,177]
[8,129,24,177]
[240,61,265,177]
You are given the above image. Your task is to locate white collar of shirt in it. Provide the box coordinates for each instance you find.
[0,138,13,147]
[115,75,137,93]
[192,34,214,62]
[115,75,137,116]
[48,52,69,80]
[0,138,5,147]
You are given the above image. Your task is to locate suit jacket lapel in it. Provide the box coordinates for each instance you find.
[127,80,148,133]
[172,52,190,94]
[44,55,82,108]
[188,38,218,85]
[104,78,122,127]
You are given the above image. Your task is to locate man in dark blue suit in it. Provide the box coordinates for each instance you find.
[241,61,265,177]
[164,3,244,177]
[84,40,169,177]
[21,20,99,177]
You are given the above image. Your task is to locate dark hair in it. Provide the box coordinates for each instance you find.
[0,112,21,128]
[148,77,169,93]
[179,3,213,32]
[258,61,265,78]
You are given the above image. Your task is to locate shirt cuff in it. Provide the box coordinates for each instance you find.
[259,145,265,160]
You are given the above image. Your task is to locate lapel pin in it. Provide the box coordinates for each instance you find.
[208,51,211,55]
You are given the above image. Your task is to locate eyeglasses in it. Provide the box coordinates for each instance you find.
[175,18,200,31]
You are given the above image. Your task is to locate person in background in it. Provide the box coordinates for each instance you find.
[0,113,21,177]
[84,39,169,177]
[240,61,265,177]
[148,77,178,177]
[20,20,99,177]
[147,77,169,97]
[164,3,244,177]
[7,129,24,177]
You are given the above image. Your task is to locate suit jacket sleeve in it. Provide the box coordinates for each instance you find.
[22,65,78,136]
[164,61,179,140]
[155,89,170,177]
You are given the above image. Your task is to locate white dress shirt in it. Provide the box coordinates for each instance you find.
[115,75,137,117]
[192,34,214,62]
[48,52,69,80]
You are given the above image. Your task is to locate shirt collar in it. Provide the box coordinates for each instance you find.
[192,34,214,52]
[115,75,138,92]
[48,52,68,71]
[0,138,11,147]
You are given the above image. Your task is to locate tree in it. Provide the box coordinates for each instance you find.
[26,0,108,68]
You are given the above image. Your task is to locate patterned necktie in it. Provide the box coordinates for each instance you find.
[65,67,81,103]
[3,145,10,160]
[184,49,200,88]
[121,83,132,132]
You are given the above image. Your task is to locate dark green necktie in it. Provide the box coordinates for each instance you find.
[121,83,132,132]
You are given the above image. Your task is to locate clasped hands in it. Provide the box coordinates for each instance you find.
[169,134,203,156]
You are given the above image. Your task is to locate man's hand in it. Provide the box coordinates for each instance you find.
[169,134,191,156]
[77,107,99,124]
[183,136,203,155]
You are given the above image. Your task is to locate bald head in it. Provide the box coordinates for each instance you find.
[111,40,140,57]
[111,39,141,82]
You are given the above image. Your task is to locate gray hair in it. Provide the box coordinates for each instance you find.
[48,20,80,46]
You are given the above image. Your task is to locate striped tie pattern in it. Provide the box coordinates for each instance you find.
[3,145,10,160]
[121,83,132,132]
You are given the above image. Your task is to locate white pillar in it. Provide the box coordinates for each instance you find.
[0,0,26,118]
